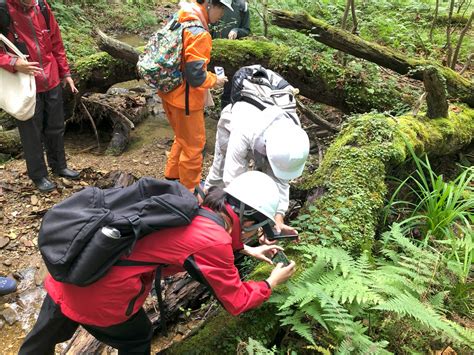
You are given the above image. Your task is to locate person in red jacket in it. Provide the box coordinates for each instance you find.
[0,0,79,192]
[19,171,296,354]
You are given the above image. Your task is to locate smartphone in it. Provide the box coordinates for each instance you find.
[267,231,299,241]
[214,66,225,78]
[272,250,290,266]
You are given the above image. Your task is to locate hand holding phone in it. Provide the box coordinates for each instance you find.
[272,250,290,266]
[267,230,299,241]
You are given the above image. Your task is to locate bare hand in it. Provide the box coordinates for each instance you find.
[266,261,296,288]
[275,213,298,236]
[62,76,78,94]
[228,30,238,40]
[14,58,41,75]
[214,75,228,89]
[242,244,283,264]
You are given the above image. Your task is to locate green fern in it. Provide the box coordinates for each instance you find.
[275,223,473,352]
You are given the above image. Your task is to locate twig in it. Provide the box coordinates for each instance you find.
[446,0,455,67]
[350,0,358,34]
[81,96,135,130]
[80,100,101,151]
[314,136,324,167]
[429,0,439,42]
[451,11,473,70]
[412,92,427,117]
[459,53,473,75]
[296,99,340,132]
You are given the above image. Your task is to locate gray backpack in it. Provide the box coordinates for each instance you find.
[230,65,299,122]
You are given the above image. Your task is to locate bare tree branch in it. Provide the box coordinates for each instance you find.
[451,11,473,70]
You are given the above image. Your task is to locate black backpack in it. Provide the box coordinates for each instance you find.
[0,0,50,37]
[39,177,223,286]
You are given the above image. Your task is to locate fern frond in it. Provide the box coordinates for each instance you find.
[301,303,329,331]
[296,258,326,284]
[280,311,316,345]
[314,247,355,277]
[373,291,470,346]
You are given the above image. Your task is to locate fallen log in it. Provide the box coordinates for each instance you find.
[78,93,148,155]
[270,10,474,107]
[163,104,474,353]
[0,128,21,156]
[63,273,211,354]
[96,30,416,114]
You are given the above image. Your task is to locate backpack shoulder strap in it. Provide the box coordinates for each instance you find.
[0,0,10,37]
[197,208,226,229]
[38,0,50,30]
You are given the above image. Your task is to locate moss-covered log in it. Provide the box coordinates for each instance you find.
[164,104,474,353]
[0,128,21,155]
[95,30,415,114]
[271,10,474,107]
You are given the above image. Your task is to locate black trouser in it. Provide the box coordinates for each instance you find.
[19,294,153,355]
[16,85,67,180]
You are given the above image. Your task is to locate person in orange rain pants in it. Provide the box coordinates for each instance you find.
[158,0,230,191]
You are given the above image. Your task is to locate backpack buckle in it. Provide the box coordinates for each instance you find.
[127,215,141,226]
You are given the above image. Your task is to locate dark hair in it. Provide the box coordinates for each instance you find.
[202,187,233,229]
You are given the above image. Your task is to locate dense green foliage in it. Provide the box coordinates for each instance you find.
[250,0,473,63]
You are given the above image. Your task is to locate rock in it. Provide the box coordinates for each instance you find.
[30,195,38,206]
[3,259,12,266]
[0,318,4,330]
[35,264,48,286]
[0,236,9,248]
[1,306,18,325]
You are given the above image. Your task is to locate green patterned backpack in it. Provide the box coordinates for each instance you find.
[137,14,203,92]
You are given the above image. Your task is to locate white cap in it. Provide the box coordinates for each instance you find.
[224,171,279,222]
[218,0,234,11]
[264,120,310,180]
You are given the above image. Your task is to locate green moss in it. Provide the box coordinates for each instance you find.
[73,52,136,86]
[212,39,412,114]
[298,105,474,253]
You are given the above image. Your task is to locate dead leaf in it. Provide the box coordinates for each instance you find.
[0,237,9,248]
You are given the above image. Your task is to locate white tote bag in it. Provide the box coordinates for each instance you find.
[0,34,36,121]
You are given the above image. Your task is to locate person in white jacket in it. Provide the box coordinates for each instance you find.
[204,101,310,235]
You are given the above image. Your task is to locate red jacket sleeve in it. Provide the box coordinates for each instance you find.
[0,43,17,73]
[45,1,70,78]
[185,244,271,316]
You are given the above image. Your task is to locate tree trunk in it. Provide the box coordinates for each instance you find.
[163,104,474,354]
[423,67,449,118]
[270,10,474,107]
[96,30,414,114]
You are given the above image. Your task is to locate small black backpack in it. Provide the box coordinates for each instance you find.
[39,177,222,286]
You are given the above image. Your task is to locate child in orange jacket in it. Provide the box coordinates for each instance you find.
[159,0,230,191]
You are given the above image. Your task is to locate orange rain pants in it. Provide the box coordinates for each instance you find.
[163,101,205,190]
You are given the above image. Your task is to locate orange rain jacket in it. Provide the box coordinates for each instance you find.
[158,1,217,111]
